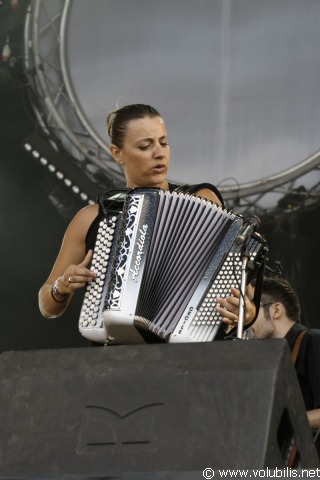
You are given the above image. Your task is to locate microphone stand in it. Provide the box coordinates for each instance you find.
[236,241,252,339]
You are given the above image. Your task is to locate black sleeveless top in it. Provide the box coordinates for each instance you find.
[85,182,224,252]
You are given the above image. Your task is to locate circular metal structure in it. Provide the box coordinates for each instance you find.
[24,0,320,214]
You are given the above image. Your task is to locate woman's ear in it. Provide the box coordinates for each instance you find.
[109,144,124,165]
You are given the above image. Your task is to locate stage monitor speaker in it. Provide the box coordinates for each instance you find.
[0,340,318,477]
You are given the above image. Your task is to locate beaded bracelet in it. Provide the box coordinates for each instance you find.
[51,277,69,303]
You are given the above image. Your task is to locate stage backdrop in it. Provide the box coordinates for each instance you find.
[62,0,320,200]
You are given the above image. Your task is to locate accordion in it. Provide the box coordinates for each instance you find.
[79,188,267,345]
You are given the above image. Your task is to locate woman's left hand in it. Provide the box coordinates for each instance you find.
[215,287,256,326]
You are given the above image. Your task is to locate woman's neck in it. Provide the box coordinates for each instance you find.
[127,180,170,190]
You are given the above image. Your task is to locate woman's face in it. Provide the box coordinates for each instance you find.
[111,115,170,188]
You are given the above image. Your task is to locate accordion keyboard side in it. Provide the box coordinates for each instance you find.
[169,234,266,343]
[78,212,122,343]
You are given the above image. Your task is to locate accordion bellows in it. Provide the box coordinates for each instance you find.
[79,188,265,344]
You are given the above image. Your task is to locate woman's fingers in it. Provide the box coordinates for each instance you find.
[62,250,96,290]
[215,288,256,325]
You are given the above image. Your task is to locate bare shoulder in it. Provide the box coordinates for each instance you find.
[194,188,222,206]
[72,203,99,223]
[65,203,99,238]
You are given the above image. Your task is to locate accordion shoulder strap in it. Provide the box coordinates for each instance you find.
[291,329,309,365]
[97,189,130,216]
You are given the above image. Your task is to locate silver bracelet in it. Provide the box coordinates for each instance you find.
[51,277,69,303]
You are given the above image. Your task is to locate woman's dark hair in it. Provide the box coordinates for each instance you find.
[107,104,161,148]
[256,276,301,323]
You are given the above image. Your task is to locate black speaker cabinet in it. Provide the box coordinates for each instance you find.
[0,340,318,477]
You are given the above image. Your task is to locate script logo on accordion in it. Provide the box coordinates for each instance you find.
[130,224,148,282]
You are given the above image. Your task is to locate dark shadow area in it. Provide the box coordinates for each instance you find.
[260,208,320,329]
[0,83,91,352]
[0,0,92,352]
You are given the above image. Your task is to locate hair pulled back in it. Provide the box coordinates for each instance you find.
[107,104,161,148]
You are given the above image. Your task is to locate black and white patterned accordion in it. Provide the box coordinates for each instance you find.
[79,188,266,344]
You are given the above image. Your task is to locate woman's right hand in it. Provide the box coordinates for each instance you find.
[57,250,97,295]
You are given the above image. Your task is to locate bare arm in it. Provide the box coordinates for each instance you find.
[194,187,223,206]
[307,408,320,431]
[38,204,99,319]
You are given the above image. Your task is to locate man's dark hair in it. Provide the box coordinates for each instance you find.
[252,276,301,323]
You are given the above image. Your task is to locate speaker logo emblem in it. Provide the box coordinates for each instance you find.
[77,403,163,454]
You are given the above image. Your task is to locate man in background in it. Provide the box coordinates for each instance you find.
[249,276,320,441]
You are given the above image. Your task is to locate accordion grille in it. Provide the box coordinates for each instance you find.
[115,190,240,340]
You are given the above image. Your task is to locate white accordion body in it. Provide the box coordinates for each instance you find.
[79,188,265,345]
